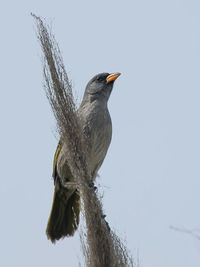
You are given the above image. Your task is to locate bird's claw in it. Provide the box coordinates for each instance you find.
[88,181,97,191]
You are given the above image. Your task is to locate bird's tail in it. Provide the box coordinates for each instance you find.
[46,188,80,243]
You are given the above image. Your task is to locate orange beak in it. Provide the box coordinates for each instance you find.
[106,73,121,83]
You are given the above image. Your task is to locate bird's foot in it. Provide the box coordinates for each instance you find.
[88,181,97,191]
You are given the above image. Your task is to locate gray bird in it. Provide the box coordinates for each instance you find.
[46,72,121,243]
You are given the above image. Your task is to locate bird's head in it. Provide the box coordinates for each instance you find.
[82,72,121,104]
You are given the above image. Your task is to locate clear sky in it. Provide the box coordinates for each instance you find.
[1,0,200,266]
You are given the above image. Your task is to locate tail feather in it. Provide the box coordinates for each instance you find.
[46,188,80,243]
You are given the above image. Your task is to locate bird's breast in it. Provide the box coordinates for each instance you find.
[78,103,112,177]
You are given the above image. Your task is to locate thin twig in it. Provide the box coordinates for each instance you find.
[170,225,200,240]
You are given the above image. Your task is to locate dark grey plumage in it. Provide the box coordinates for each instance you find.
[46,72,120,243]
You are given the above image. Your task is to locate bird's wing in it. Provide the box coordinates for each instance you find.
[52,140,63,179]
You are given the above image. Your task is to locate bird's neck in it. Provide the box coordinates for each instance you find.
[80,96,108,110]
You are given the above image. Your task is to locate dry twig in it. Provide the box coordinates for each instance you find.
[170,225,200,240]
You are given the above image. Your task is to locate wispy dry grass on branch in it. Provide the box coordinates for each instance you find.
[32,13,134,267]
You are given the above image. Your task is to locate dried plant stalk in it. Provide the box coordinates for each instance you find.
[32,13,134,267]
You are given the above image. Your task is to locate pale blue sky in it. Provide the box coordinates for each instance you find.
[1,0,200,266]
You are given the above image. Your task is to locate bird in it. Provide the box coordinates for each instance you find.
[46,72,121,243]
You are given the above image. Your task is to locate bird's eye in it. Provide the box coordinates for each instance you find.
[96,76,104,82]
